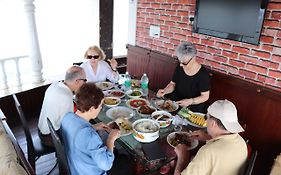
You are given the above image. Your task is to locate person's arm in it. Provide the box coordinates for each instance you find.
[104,60,119,83]
[106,129,120,152]
[174,144,190,175]
[188,130,212,142]
[157,81,176,97]
[176,90,210,107]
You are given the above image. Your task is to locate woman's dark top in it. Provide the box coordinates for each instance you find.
[170,64,211,112]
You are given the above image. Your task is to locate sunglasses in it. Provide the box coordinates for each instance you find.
[78,79,87,82]
[180,56,194,66]
[87,55,100,59]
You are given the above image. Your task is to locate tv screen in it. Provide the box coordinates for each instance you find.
[193,0,268,45]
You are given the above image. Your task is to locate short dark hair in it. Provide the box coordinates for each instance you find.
[75,83,104,112]
[209,115,227,130]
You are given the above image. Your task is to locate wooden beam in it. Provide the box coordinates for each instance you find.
[100,0,113,59]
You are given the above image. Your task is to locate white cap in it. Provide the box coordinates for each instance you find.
[207,99,244,133]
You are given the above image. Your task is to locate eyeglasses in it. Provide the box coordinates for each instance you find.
[87,55,100,59]
[179,56,194,66]
[77,79,87,82]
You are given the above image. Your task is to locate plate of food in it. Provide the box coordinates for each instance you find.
[131,79,140,88]
[177,108,207,128]
[108,117,133,136]
[106,106,135,120]
[95,81,114,91]
[104,89,125,98]
[126,89,143,99]
[136,105,157,117]
[167,131,199,150]
[103,97,121,108]
[153,99,179,112]
[126,98,149,109]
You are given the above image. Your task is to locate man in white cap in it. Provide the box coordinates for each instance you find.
[174,99,247,175]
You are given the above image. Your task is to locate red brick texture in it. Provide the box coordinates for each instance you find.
[135,0,281,91]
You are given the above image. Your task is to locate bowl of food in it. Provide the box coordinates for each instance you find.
[167,131,199,150]
[136,105,156,117]
[103,97,121,108]
[132,119,160,143]
[126,89,143,99]
[151,111,173,128]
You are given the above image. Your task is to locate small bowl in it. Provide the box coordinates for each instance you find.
[132,119,160,143]
[103,97,121,108]
[151,111,173,128]
[126,89,143,99]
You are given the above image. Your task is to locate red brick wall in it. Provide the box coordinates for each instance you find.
[135,0,281,91]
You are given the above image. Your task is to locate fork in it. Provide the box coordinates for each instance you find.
[161,96,168,106]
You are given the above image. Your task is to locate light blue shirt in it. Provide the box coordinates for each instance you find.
[61,112,114,175]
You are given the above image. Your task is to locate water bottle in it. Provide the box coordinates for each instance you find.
[141,73,149,96]
[124,71,131,91]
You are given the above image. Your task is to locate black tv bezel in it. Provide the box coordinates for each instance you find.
[192,0,269,45]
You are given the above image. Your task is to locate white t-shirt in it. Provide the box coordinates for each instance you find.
[38,82,74,134]
[80,60,119,83]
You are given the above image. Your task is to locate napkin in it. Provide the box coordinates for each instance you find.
[172,115,189,126]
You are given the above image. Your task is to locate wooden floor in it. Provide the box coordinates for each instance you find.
[12,118,59,175]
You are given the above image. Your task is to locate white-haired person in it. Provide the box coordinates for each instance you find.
[157,42,210,113]
[80,45,119,83]
[174,99,247,175]
[38,65,86,147]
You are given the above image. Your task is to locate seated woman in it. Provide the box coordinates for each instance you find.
[61,83,120,175]
[80,45,119,83]
[157,42,210,112]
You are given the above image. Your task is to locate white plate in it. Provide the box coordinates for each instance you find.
[104,89,125,98]
[95,81,114,91]
[167,131,199,150]
[106,106,135,120]
[126,98,150,109]
[153,99,179,112]
[103,97,121,108]
[179,112,207,128]
[107,118,132,137]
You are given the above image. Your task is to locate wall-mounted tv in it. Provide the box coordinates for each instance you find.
[193,0,269,45]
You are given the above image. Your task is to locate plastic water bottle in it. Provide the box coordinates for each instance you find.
[124,71,131,91]
[141,73,149,96]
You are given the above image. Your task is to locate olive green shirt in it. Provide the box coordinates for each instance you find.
[182,134,247,175]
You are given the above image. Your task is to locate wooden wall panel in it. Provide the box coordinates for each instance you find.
[148,51,177,92]
[127,45,150,79]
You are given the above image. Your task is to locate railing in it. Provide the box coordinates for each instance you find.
[0,55,29,90]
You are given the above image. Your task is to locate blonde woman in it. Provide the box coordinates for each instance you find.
[80,45,119,83]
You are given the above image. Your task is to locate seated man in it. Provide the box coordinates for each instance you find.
[38,65,86,147]
[174,99,247,175]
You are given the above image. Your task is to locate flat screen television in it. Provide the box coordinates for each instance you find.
[193,0,269,45]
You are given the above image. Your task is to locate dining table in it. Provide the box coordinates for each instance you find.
[94,85,203,175]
